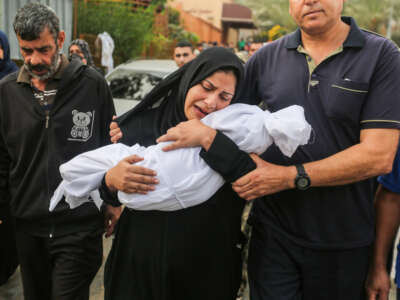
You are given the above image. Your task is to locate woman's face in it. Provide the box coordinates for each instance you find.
[184,70,236,120]
[69,45,87,65]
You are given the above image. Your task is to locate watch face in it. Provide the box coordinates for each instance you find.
[296,177,310,190]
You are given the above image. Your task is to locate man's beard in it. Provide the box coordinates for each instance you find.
[24,48,60,81]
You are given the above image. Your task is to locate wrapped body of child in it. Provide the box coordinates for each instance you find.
[50,103,311,212]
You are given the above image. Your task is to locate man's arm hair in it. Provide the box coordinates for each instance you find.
[303,129,399,187]
[233,128,399,200]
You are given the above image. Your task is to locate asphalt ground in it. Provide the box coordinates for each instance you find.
[1,230,398,300]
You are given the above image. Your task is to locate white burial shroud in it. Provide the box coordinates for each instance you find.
[49,104,312,212]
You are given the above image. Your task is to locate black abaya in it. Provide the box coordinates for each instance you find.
[103,48,256,299]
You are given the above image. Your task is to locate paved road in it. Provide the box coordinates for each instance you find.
[1,233,398,300]
[89,236,113,300]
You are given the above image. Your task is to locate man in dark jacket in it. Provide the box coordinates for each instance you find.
[0,3,119,300]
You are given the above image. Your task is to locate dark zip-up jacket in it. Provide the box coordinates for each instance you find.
[0,58,115,237]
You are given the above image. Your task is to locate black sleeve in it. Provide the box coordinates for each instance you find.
[200,131,256,183]
[0,88,10,207]
[99,175,122,207]
[98,74,116,146]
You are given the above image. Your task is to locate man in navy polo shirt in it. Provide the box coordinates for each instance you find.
[366,148,400,300]
[234,0,400,299]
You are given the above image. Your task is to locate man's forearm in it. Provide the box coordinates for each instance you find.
[232,129,399,200]
[304,129,399,187]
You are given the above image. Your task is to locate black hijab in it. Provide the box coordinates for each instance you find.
[117,47,244,144]
[0,30,18,80]
[68,39,95,67]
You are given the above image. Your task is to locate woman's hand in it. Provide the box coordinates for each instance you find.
[105,155,159,194]
[103,205,122,238]
[110,116,122,144]
[156,119,217,151]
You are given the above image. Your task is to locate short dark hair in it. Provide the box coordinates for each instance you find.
[176,41,193,51]
[13,3,60,42]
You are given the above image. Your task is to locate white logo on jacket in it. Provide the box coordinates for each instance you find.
[68,110,95,142]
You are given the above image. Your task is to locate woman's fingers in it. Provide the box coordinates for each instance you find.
[124,182,156,194]
[124,154,144,164]
[124,155,157,177]
[127,168,159,185]
[156,130,177,143]
[109,116,123,143]
[157,120,216,151]
[105,155,158,194]
[161,142,181,152]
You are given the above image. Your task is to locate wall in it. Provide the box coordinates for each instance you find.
[168,0,233,30]
[1,0,73,59]
[173,4,222,44]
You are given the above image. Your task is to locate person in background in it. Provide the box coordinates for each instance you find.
[0,3,119,299]
[238,38,246,51]
[173,41,196,68]
[366,147,400,300]
[194,42,203,56]
[248,42,263,57]
[69,39,104,75]
[68,39,94,67]
[0,30,18,79]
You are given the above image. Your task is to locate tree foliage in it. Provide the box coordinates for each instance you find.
[236,0,400,39]
[235,0,295,31]
[167,8,199,45]
[77,1,155,64]
[344,0,400,35]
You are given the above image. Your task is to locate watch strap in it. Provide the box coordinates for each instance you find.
[295,164,306,176]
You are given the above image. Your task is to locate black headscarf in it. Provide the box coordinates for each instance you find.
[117,47,244,143]
[0,30,18,80]
[68,39,95,67]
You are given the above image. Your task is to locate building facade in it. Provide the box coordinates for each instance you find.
[1,0,73,59]
[168,0,256,46]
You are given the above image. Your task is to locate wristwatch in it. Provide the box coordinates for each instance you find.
[294,164,311,190]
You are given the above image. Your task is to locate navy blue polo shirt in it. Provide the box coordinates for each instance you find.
[239,17,400,249]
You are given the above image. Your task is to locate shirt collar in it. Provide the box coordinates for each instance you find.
[285,16,366,50]
[17,54,69,84]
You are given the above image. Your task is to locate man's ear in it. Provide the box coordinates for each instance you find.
[57,31,66,50]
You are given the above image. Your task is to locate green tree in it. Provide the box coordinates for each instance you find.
[343,0,399,34]
[236,0,400,37]
[77,1,155,64]
[167,8,199,45]
[235,0,295,31]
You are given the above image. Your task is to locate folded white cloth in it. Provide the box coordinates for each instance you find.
[49,104,311,212]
